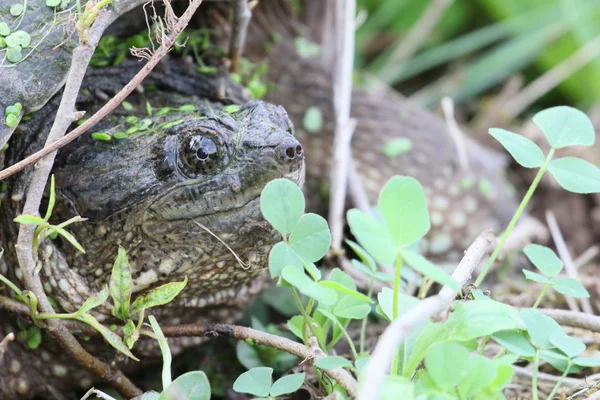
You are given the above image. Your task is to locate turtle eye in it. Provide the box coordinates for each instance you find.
[182,135,222,173]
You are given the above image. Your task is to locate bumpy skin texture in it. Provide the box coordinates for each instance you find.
[0,65,304,398]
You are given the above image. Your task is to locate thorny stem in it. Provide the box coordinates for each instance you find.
[533,284,549,309]
[475,148,556,286]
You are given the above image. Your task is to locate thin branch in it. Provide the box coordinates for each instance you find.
[160,323,358,397]
[535,308,600,333]
[546,210,593,314]
[506,34,600,118]
[327,0,357,252]
[359,230,496,400]
[228,0,253,72]
[10,0,206,397]
[0,0,204,181]
[441,96,469,172]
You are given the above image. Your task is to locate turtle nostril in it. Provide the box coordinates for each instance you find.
[285,147,296,159]
[295,144,303,157]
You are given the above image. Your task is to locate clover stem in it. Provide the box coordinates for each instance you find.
[479,336,489,355]
[475,148,556,286]
[391,250,403,374]
[0,273,23,297]
[533,284,549,308]
[546,362,571,400]
[330,316,359,360]
[393,250,403,320]
[291,287,320,345]
[532,350,540,400]
[359,279,374,354]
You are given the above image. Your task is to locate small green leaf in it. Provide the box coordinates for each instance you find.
[522,269,552,284]
[270,373,305,397]
[457,356,498,399]
[268,242,303,278]
[247,80,267,99]
[347,209,396,265]
[44,175,56,221]
[402,250,459,290]
[223,104,241,114]
[377,287,419,321]
[156,107,171,116]
[5,105,19,115]
[551,277,590,298]
[14,215,47,225]
[520,309,563,349]
[109,246,133,320]
[123,319,139,349]
[46,226,85,253]
[260,179,305,236]
[294,37,320,58]
[233,367,272,397]
[303,107,323,133]
[281,266,335,305]
[159,371,211,400]
[6,30,30,47]
[524,244,563,277]
[78,313,139,361]
[6,47,22,63]
[289,213,331,262]
[533,106,595,149]
[319,281,372,303]
[492,330,536,357]
[145,101,153,116]
[161,120,184,129]
[46,0,61,6]
[78,286,109,314]
[489,128,545,168]
[92,132,112,141]
[425,342,470,390]
[383,138,412,158]
[121,101,134,111]
[378,176,430,246]
[0,23,9,36]
[314,356,353,370]
[345,240,376,272]
[550,332,585,358]
[573,356,600,367]
[10,3,24,16]
[178,104,196,112]
[130,277,187,314]
[549,157,600,194]
[26,326,42,350]
[113,132,128,140]
[13,103,22,113]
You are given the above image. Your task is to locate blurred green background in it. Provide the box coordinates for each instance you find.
[355,0,600,115]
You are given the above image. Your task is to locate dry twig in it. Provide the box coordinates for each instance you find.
[160,323,358,397]
[326,0,357,252]
[228,0,253,72]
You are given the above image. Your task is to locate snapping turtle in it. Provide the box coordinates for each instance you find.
[0,1,520,398]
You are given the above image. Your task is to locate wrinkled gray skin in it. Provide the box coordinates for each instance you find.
[0,65,304,398]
